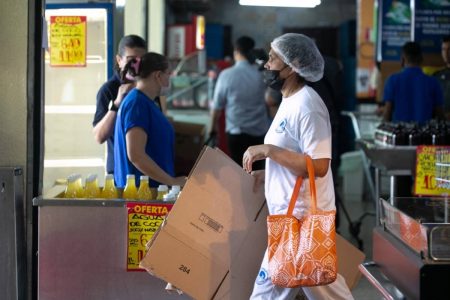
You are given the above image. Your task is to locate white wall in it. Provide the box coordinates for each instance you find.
[0,0,28,167]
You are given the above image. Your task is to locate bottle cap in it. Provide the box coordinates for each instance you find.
[67,174,77,183]
[105,174,114,180]
[171,185,181,193]
[158,184,168,191]
[140,175,149,181]
[163,193,175,202]
[86,174,97,183]
[126,174,135,179]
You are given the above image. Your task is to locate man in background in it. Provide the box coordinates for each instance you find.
[433,35,450,119]
[383,41,444,124]
[92,35,147,174]
[209,36,269,170]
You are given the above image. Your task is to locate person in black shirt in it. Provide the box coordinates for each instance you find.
[92,35,147,174]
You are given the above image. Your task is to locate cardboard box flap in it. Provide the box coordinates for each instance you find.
[168,147,266,263]
[336,234,366,290]
[140,224,228,300]
[213,204,269,300]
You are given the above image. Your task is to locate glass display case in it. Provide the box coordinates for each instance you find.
[380,197,450,261]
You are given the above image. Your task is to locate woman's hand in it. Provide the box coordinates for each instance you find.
[172,176,187,187]
[242,144,271,173]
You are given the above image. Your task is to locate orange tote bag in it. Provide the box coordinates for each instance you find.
[267,156,337,288]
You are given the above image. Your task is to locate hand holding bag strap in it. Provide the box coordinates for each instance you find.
[286,155,317,216]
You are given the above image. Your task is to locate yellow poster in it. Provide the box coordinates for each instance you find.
[414,146,450,196]
[126,202,173,271]
[49,16,86,67]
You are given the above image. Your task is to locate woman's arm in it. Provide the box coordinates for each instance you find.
[243,144,330,177]
[126,127,186,186]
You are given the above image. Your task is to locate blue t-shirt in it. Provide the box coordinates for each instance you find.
[383,67,443,124]
[212,60,269,136]
[114,89,175,188]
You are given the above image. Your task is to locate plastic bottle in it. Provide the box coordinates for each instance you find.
[163,191,176,202]
[84,174,100,198]
[123,174,138,200]
[74,174,85,198]
[101,174,118,199]
[170,185,181,199]
[64,174,78,198]
[137,176,152,201]
[156,185,169,200]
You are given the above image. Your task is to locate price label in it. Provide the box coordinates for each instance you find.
[49,16,86,67]
[414,145,450,196]
[126,202,173,271]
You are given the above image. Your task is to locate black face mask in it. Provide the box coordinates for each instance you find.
[262,65,288,91]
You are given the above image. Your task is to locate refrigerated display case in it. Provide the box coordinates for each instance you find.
[43,3,114,193]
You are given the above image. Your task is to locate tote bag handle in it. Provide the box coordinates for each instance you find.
[286,155,317,216]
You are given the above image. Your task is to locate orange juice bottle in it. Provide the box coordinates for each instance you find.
[123,174,138,200]
[75,174,85,198]
[156,185,168,200]
[137,175,152,201]
[101,174,118,199]
[64,174,78,198]
[85,174,100,198]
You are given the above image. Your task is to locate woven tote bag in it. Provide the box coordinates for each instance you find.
[267,156,337,288]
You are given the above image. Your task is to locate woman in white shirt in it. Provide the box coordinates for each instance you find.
[243,33,353,300]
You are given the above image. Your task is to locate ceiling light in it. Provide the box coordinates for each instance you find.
[239,0,321,8]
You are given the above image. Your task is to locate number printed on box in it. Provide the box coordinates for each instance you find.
[179,264,191,274]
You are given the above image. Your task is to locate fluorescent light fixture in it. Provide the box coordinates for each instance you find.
[239,0,321,8]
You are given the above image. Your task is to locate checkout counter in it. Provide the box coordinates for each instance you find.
[33,193,192,300]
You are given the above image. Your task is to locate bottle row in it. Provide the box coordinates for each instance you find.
[63,173,180,201]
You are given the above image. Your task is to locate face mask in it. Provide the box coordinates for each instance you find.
[262,65,289,91]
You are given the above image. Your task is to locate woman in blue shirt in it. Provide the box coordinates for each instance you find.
[114,52,186,189]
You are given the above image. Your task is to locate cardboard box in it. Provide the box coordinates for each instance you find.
[172,120,206,176]
[140,147,365,298]
[336,234,366,290]
[140,146,267,300]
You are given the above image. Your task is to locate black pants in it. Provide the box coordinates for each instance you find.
[227,133,265,170]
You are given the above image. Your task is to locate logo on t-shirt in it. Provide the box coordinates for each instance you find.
[255,268,269,285]
[275,118,287,133]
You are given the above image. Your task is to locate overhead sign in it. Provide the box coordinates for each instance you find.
[379,0,412,61]
[195,15,205,50]
[49,16,87,67]
[415,0,450,53]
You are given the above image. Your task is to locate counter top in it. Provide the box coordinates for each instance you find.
[32,197,173,207]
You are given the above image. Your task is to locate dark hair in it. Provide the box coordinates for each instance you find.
[235,36,255,61]
[117,35,147,56]
[402,41,422,65]
[443,35,450,43]
[125,52,168,79]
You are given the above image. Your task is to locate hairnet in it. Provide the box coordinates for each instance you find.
[271,33,324,82]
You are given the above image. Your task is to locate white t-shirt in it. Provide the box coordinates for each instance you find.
[264,85,335,218]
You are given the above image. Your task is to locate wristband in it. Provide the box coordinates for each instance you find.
[109,100,119,112]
